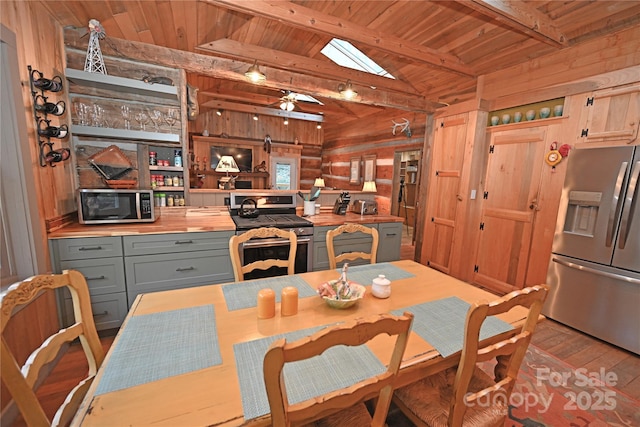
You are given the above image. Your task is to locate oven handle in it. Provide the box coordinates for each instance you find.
[242,236,312,248]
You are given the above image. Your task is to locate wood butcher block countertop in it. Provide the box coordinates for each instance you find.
[303,210,404,227]
[48,207,404,239]
[48,207,236,239]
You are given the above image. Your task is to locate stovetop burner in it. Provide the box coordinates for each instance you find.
[229,192,313,235]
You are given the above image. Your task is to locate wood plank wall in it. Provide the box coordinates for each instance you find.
[0,5,66,413]
[322,110,426,214]
[186,74,323,189]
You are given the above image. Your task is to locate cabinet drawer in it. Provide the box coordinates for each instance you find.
[62,292,127,331]
[60,257,126,296]
[125,249,234,305]
[52,236,123,260]
[123,231,234,256]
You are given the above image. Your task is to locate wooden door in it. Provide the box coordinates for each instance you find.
[473,127,548,294]
[421,114,469,275]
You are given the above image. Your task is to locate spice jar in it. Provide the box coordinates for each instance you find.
[173,176,179,186]
[149,151,157,165]
[167,194,174,207]
[164,175,172,186]
[371,275,391,299]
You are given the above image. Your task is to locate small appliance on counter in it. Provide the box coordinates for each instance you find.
[351,199,378,215]
[332,192,350,215]
[78,189,158,224]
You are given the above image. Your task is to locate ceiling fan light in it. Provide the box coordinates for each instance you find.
[316,123,322,129]
[339,80,357,100]
[253,113,259,121]
[216,109,223,116]
[245,60,266,83]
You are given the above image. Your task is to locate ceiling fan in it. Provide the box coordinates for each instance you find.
[269,90,323,113]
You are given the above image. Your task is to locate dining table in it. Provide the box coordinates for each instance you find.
[71,259,536,427]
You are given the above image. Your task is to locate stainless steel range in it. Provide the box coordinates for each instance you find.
[229,192,314,279]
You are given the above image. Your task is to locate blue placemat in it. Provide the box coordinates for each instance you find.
[392,296,513,357]
[336,262,415,285]
[95,305,221,395]
[234,325,386,421]
[222,275,317,311]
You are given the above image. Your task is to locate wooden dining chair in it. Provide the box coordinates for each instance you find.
[0,270,105,427]
[392,284,549,427]
[326,223,379,270]
[229,227,297,281]
[264,312,414,427]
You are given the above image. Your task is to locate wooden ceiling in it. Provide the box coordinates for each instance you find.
[44,1,640,130]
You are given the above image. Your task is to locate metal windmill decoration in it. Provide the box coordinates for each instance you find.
[84,19,107,74]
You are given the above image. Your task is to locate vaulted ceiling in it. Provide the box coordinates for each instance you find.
[44,1,640,129]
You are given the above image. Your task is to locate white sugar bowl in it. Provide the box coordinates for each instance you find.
[371,275,391,299]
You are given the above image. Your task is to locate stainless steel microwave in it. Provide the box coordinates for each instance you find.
[77,189,158,224]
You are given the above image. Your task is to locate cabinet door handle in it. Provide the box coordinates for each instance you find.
[93,310,109,317]
[174,240,194,245]
[85,275,106,281]
[386,233,397,237]
[79,246,103,251]
[176,266,195,272]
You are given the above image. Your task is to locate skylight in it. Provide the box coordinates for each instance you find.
[321,38,395,79]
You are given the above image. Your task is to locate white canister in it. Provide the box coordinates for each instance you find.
[371,274,391,299]
[303,200,315,216]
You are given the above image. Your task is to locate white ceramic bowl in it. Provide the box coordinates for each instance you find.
[322,283,365,309]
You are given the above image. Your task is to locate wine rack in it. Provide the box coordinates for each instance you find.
[28,65,70,167]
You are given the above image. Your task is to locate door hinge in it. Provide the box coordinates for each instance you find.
[483,191,489,199]
[586,97,594,106]
[440,121,445,128]
[431,217,435,222]
[489,145,495,154]
[581,128,589,137]
[479,222,485,230]
[435,170,439,176]
[427,260,431,266]
[474,265,479,273]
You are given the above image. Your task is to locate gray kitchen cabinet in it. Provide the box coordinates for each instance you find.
[49,237,127,331]
[50,231,235,329]
[122,231,234,305]
[377,222,403,262]
[313,223,400,271]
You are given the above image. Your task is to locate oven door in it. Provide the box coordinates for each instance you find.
[240,235,312,280]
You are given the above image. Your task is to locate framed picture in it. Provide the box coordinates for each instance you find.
[363,155,376,182]
[349,157,360,184]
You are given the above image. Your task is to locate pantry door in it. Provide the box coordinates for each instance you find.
[421,113,470,276]
[472,126,548,294]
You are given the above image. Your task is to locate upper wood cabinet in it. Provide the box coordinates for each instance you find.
[577,83,639,148]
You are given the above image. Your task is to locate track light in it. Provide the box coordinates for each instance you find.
[317,123,322,129]
[216,109,223,116]
[283,118,289,125]
[338,80,357,100]
[245,60,266,83]
[253,113,259,121]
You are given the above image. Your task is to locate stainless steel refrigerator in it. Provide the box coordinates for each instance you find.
[544,145,640,355]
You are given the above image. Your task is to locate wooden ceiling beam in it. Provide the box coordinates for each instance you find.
[63,27,442,113]
[196,38,418,94]
[459,0,568,47]
[200,99,325,122]
[204,0,476,77]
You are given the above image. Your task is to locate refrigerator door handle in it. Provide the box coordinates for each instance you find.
[552,256,640,285]
[606,162,628,247]
[618,160,639,249]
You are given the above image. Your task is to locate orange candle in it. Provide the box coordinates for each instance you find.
[257,288,276,319]
[280,286,298,316]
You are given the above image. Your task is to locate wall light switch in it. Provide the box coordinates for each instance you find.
[470,189,477,200]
